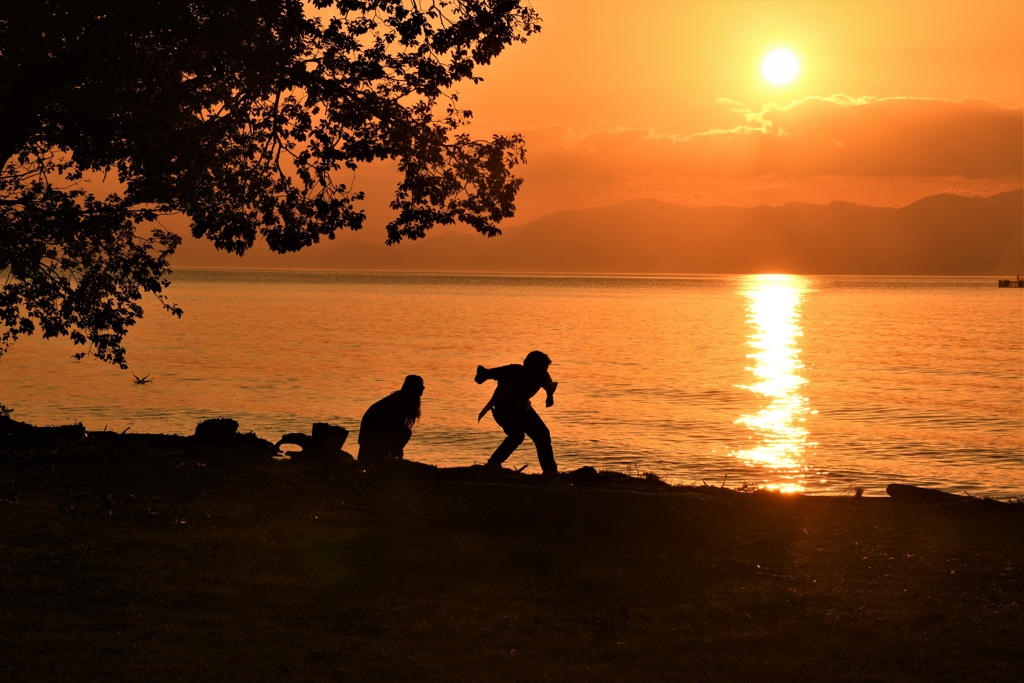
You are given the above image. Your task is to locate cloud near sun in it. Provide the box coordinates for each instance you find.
[526,96,1023,183]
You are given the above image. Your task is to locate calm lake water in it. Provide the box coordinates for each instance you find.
[2,270,1021,498]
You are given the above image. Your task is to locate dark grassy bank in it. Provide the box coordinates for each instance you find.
[1,421,1021,681]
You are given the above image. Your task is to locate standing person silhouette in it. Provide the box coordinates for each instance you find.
[357,375,424,462]
[475,351,559,474]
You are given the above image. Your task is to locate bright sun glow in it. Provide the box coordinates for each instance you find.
[761,48,800,85]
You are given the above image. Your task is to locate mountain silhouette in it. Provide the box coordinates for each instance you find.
[172,190,1023,275]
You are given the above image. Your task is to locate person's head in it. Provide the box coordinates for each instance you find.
[401,374,425,395]
[523,351,551,373]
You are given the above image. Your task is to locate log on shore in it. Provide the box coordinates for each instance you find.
[886,483,966,503]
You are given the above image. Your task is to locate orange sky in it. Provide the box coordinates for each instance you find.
[174,0,1024,264]
[464,0,1024,216]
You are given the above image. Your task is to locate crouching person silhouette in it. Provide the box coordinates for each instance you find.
[476,351,559,474]
[357,375,424,462]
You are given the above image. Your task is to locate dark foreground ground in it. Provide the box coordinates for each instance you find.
[1,422,1021,682]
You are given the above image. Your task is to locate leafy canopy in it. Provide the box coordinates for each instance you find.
[0,0,540,367]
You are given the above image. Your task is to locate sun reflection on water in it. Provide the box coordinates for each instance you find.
[732,274,818,493]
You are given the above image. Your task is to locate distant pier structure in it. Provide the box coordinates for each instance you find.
[997,275,1023,288]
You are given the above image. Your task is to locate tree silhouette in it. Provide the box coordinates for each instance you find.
[0,0,540,367]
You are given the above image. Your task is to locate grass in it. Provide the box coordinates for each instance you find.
[1,422,1021,681]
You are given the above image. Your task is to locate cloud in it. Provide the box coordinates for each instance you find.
[523,96,1023,182]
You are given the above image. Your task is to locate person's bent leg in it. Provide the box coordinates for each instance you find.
[488,410,525,467]
[488,432,524,466]
[357,439,385,462]
[391,426,412,459]
[523,410,556,473]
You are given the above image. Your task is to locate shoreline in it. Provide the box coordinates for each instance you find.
[3,414,1021,502]
[2,416,1022,680]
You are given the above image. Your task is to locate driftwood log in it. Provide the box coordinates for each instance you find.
[886,483,964,503]
[0,415,87,448]
[275,422,352,461]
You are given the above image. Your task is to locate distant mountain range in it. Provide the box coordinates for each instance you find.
[173,189,1023,275]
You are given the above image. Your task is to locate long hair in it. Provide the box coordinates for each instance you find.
[397,374,423,428]
[395,393,421,428]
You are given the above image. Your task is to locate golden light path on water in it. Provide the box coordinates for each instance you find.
[732,275,818,493]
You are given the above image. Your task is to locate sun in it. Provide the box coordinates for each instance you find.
[761,48,800,85]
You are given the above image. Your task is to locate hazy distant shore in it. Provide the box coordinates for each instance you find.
[172,189,1024,276]
[1,418,1021,681]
